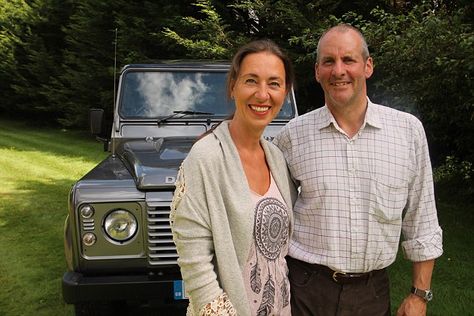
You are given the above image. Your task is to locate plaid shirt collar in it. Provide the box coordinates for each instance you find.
[317,98,383,131]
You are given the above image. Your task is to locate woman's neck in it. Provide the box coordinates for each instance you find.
[228,119,270,195]
[228,119,262,151]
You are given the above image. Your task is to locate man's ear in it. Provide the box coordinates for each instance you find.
[315,62,320,83]
[365,57,374,79]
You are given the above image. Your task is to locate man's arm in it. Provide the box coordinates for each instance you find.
[397,118,442,316]
[396,259,435,316]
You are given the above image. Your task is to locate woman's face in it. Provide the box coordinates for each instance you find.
[231,51,287,132]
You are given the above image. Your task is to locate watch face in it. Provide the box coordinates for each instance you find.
[412,287,433,302]
[426,290,433,301]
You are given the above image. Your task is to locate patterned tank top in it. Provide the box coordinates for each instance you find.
[243,173,291,316]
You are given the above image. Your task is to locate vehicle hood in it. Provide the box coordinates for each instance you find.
[119,137,196,189]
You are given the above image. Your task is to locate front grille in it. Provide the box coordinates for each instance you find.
[81,218,95,231]
[147,201,179,265]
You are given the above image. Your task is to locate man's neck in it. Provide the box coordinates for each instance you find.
[327,98,368,138]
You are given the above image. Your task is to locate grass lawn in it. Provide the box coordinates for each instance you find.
[0,118,472,315]
[0,119,107,316]
[389,195,474,315]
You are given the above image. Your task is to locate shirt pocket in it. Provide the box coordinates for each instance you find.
[369,178,408,223]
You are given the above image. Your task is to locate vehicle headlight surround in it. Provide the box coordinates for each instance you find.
[82,232,97,246]
[80,204,94,219]
[103,209,138,243]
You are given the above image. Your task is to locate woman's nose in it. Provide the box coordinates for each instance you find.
[255,84,269,100]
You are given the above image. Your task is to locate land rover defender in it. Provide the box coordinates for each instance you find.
[62,62,298,315]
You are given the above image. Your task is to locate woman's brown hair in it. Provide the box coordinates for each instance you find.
[226,39,295,97]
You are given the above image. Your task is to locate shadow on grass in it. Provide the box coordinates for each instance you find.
[0,119,108,163]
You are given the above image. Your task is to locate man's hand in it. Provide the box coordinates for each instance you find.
[396,294,427,316]
[397,259,435,316]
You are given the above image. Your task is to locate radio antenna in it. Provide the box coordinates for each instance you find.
[112,28,118,158]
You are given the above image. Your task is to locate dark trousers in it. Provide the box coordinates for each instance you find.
[287,256,391,316]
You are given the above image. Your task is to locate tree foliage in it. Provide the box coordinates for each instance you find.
[162,0,235,59]
[363,3,474,163]
[0,0,472,164]
[0,0,39,119]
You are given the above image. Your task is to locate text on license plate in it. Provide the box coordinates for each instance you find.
[173,280,188,300]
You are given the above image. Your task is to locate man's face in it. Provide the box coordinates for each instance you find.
[315,29,373,110]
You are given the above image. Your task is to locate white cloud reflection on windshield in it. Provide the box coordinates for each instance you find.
[136,72,209,116]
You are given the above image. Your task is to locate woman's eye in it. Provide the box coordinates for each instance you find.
[270,81,281,87]
[245,78,257,84]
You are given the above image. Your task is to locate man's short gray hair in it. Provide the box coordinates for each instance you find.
[316,24,370,62]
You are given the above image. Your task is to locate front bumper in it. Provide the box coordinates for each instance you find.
[62,271,187,305]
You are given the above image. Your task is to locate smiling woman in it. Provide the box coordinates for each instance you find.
[231,51,288,134]
[170,39,297,316]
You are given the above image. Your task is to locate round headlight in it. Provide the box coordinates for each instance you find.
[82,233,97,246]
[104,210,137,242]
[80,205,94,219]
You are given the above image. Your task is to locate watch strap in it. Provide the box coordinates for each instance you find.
[411,286,433,302]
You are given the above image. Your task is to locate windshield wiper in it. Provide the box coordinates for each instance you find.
[157,110,214,125]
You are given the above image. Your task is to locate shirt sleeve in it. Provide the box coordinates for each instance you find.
[273,125,291,161]
[171,158,229,314]
[400,118,443,262]
[273,124,300,188]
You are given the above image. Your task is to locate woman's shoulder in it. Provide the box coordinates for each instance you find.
[262,139,289,170]
[183,133,223,167]
[188,121,232,160]
[263,138,285,157]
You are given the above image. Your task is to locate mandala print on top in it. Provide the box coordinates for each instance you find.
[254,197,289,260]
[249,197,290,315]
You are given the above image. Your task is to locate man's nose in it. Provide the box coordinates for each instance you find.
[332,60,346,76]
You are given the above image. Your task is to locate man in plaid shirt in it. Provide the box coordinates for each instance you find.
[274,24,443,316]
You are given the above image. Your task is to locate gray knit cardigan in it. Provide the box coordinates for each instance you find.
[171,121,296,316]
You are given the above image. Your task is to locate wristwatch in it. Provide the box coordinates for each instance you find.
[411,286,433,302]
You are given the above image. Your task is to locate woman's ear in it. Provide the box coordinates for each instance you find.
[230,80,236,99]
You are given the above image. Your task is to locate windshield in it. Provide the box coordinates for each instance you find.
[119,70,295,119]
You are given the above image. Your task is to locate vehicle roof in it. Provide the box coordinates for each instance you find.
[122,61,231,72]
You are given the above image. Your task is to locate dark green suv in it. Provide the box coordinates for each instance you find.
[62,62,298,315]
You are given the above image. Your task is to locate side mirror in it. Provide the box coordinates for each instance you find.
[89,109,104,135]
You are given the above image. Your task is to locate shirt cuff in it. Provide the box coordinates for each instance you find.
[197,292,237,316]
[401,226,443,262]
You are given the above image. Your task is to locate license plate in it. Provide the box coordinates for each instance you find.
[173,280,188,300]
